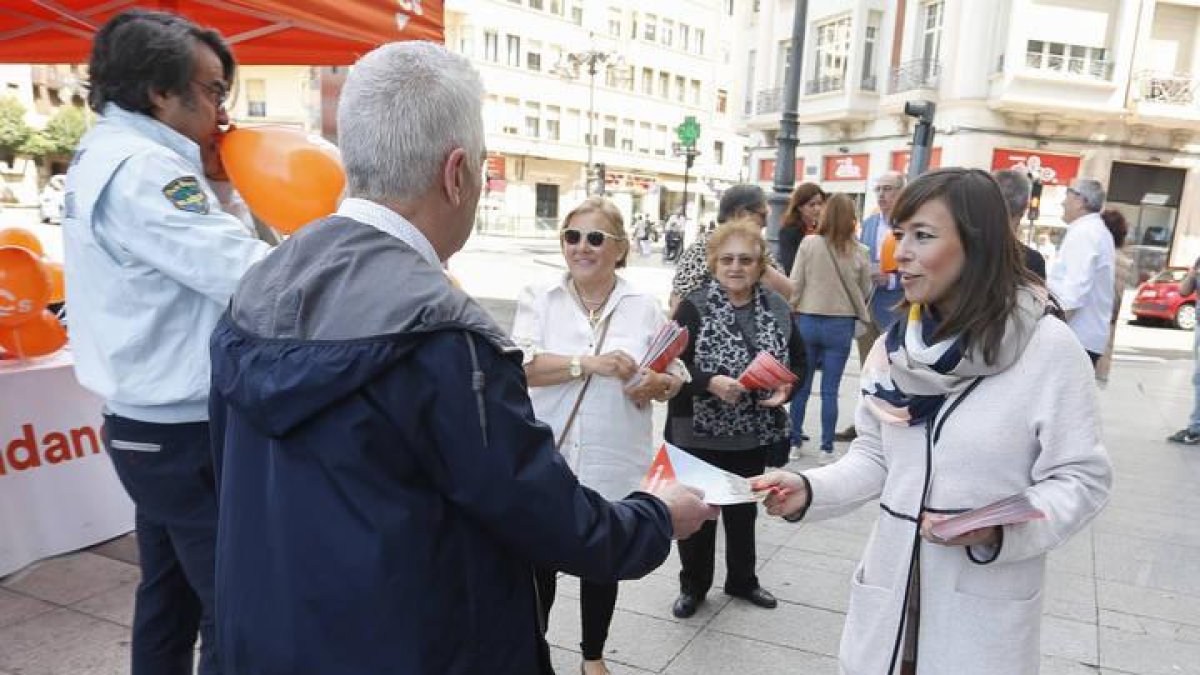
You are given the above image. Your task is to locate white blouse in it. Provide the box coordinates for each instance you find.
[512,275,667,500]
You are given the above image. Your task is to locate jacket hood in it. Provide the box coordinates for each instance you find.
[211,216,514,437]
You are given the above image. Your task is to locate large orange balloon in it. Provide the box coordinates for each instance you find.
[220,126,345,234]
[0,246,51,327]
[0,228,44,257]
[44,259,65,304]
[0,309,66,358]
[880,233,897,273]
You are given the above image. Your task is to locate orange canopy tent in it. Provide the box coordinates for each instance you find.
[0,0,443,65]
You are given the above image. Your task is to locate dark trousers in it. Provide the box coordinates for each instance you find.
[676,446,766,597]
[534,568,620,661]
[103,414,219,675]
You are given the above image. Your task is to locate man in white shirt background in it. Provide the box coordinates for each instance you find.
[1048,178,1116,366]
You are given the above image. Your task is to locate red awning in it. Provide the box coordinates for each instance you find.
[0,0,443,65]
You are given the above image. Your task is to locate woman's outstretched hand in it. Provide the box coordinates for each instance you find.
[750,471,809,519]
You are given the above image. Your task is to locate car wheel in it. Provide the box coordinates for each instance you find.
[1175,303,1197,331]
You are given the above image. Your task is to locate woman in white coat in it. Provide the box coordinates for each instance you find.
[513,197,686,675]
[754,168,1112,674]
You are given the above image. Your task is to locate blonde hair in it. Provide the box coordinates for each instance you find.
[705,217,768,277]
[561,197,629,268]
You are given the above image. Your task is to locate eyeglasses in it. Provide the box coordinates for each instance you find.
[717,254,760,267]
[562,228,625,246]
[192,79,229,107]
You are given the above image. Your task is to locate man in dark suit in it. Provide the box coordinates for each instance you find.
[993,169,1047,280]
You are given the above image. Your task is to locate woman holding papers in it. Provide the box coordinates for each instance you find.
[787,193,873,464]
[513,196,686,675]
[755,169,1112,675]
[666,218,806,619]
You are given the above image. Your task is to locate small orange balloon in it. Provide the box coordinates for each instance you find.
[0,228,45,257]
[220,126,346,234]
[43,259,65,305]
[0,309,66,358]
[0,246,51,327]
[880,234,897,273]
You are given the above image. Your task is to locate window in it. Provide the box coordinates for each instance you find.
[527,41,542,71]
[459,36,474,59]
[546,105,561,140]
[484,31,499,62]
[605,66,620,88]
[638,121,652,153]
[675,75,686,102]
[744,49,756,113]
[524,102,540,137]
[631,12,639,40]
[714,140,725,165]
[565,108,581,142]
[695,28,705,55]
[690,79,702,106]
[549,0,562,15]
[716,88,728,114]
[726,0,735,16]
[603,116,617,148]
[621,119,634,152]
[861,11,881,90]
[503,97,520,134]
[1025,40,1110,78]
[921,1,944,64]
[246,78,266,117]
[777,39,792,88]
[608,7,621,37]
[644,14,657,41]
[536,184,559,220]
[529,0,543,8]
[680,24,690,52]
[570,1,583,25]
[641,67,654,94]
[813,16,851,91]
[506,35,521,67]
[655,124,668,156]
[659,72,670,98]
[663,20,674,47]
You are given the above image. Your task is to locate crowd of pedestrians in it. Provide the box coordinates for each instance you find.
[63,9,1200,675]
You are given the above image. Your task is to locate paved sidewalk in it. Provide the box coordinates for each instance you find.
[3,236,1198,673]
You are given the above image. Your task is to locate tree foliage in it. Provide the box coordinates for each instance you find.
[0,96,32,155]
[25,105,87,158]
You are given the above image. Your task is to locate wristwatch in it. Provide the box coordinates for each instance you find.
[569,356,583,379]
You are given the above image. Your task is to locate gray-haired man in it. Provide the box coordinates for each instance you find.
[1048,178,1115,366]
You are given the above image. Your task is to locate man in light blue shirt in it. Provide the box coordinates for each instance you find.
[62,10,269,675]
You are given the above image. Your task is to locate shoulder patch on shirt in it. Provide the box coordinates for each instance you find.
[162,176,209,214]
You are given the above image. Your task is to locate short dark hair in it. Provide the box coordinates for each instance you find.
[1100,209,1128,250]
[717,184,766,223]
[891,168,1041,365]
[87,10,235,115]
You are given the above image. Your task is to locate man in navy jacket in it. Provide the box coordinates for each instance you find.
[209,42,717,675]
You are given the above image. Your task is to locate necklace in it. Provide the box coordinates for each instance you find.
[572,278,616,327]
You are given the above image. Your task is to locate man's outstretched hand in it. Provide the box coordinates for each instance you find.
[643,479,719,540]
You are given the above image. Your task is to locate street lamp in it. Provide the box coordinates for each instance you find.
[555,41,625,195]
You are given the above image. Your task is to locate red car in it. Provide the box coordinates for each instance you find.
[1132,267,1196,330]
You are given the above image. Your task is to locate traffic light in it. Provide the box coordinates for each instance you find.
[1027,178,1043,221]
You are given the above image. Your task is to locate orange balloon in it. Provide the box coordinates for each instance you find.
[0,228,45,257]
[0,309,66,358]
[0,246,51,327]
[44,259,65,304]
[880,233,897,273]
[220,126,346,234]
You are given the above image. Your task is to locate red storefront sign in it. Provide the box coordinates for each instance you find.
[891,148,943,174]
[823,154,870,182]
[990,148,1081,186]
[757,158,804,182]
[485,154,506,193]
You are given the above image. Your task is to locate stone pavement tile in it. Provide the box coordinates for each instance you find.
[546,593,700,673]
[1042,615,1099,665]
[707,598,843,657]
[556,572,735,627]
[1041,655,1102,674]
[1097,580,1200,627]
[1100,609,1200,645]
[1098,625,1200,675]
[549,645,654,675]
[0,588,54,630]
[754,553,852,614]
[71,580,135,627]
[778,522,869,562]
[1094,506,1200,549]
[1045,570,1098,624]
[1048,527,1096,578]
[1,552,138,606]
[0,608,129,675]
[85,534,139,566]
[1094,532,1200,596]
[661,628,837,675]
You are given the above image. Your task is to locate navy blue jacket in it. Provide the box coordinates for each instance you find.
[209,216,672,674]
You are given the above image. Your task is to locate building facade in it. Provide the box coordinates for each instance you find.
[445,0,749,236]
[738,0,1200,281]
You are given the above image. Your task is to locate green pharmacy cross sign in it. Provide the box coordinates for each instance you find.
[676,116,700,148]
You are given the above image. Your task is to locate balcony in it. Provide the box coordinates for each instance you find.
[755,87,783,115]
[889,58,941,94]
[804,76,844,95]
[1024,51,1114,81]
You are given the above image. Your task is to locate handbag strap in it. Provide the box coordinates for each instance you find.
[822,239,871,324]
[555,308,616,452]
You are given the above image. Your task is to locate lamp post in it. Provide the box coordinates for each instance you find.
[557,41,623,195]
[765,0,809,258]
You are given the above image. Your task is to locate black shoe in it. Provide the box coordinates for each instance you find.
[833,426,857,442]
[729,586,777,609]
[1167,428,1200,445]
[672,592,704,618]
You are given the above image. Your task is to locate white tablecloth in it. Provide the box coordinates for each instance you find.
[0,352,134,577]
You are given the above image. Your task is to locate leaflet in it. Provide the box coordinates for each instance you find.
[644,443,759,506]
[928,492,1047,542]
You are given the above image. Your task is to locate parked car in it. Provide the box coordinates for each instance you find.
[1132,267,1196,330]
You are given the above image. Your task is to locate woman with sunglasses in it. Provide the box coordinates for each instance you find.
[666,218,806,619]
[512,197,687,675]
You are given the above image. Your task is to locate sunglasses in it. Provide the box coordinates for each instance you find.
[717,254,760,267]
[562,228,625,246]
